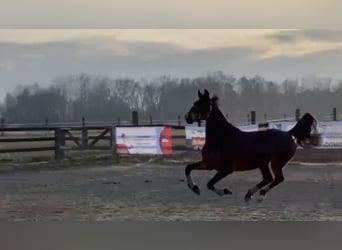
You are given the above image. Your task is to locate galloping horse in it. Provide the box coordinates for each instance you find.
[184,89,318,201]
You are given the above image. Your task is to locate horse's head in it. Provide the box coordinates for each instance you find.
[185,89,211,124]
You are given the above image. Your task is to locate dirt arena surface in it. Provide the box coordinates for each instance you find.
[1,161,342,221]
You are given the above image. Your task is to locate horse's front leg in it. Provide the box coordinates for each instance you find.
[185,161,209,195]
[207,170,233,196]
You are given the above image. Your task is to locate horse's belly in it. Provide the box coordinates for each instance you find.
[232,160,259,171]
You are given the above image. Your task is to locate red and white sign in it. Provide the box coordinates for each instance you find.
[115,126,172,155]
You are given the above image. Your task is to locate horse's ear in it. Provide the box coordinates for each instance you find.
[198,90,203,98]
[204,89,210,97]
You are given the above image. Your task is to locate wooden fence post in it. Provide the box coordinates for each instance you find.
[81,117,88,149]
[111,126,118,163]
[55,128,66,161]
[1,118,4,136]
[82,128,88,149]
[296,109,300,121]
[132,111,139,125]
[251,111,256,125]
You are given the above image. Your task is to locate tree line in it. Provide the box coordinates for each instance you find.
[1,72,342,125]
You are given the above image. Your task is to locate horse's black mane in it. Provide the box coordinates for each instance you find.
[211,95,219,109]
[210,96,236,127]
[206,96,240,144]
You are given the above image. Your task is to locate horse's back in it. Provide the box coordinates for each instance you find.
[240,129,295,149]
[232,129,297,170]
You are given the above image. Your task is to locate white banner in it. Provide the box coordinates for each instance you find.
[185,126,205,150]
[317,121,342,147]
[115,126,172,155]
[269,121,342,148]
[186,121,342,149]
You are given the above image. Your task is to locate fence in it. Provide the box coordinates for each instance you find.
[0,125,115,159]
[0,108,341,163]
[0,124,187,162]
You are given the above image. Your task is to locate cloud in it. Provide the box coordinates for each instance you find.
[0,60,14,71]
[267,29,342,43]
[244,48,342,81]
[258,30,342,60]
[0,39,259,100]
[266,31,301,43]
[1,34,342,101]
[296,30,342,42]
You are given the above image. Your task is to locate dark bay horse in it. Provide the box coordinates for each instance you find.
[184,89,318,202]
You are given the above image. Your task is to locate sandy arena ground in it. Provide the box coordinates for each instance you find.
[1,161,342,221]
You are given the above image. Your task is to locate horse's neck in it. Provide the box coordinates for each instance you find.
[206,106,239,141]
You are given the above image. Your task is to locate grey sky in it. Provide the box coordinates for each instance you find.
[1,0,342,28]
[1,29,342,101]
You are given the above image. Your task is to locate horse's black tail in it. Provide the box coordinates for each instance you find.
[288,113,320,146]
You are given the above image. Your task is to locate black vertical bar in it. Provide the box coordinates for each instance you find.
[1,118,4,136]
[55,128,65,161]
[111,126,118,163]
[54,128,60,160]
[296,109,300,121]
[333,107,337,121]
[178,115,181,126]
[251,111,256,125]
[82,117,87,149]
[132,111,139,126]
[82,128,88,149]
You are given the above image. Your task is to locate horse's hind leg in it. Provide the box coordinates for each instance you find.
[207,170,233,196]
[244,163,273,202]
[185,161,208,195]
[259,164,285,197]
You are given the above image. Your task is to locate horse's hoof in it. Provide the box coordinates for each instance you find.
[259,189,266,196]
[223,188,232,195]
[192,185,200,195]
[244,191,252,202]
[244,194,252,203]
[256,196,265,203]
